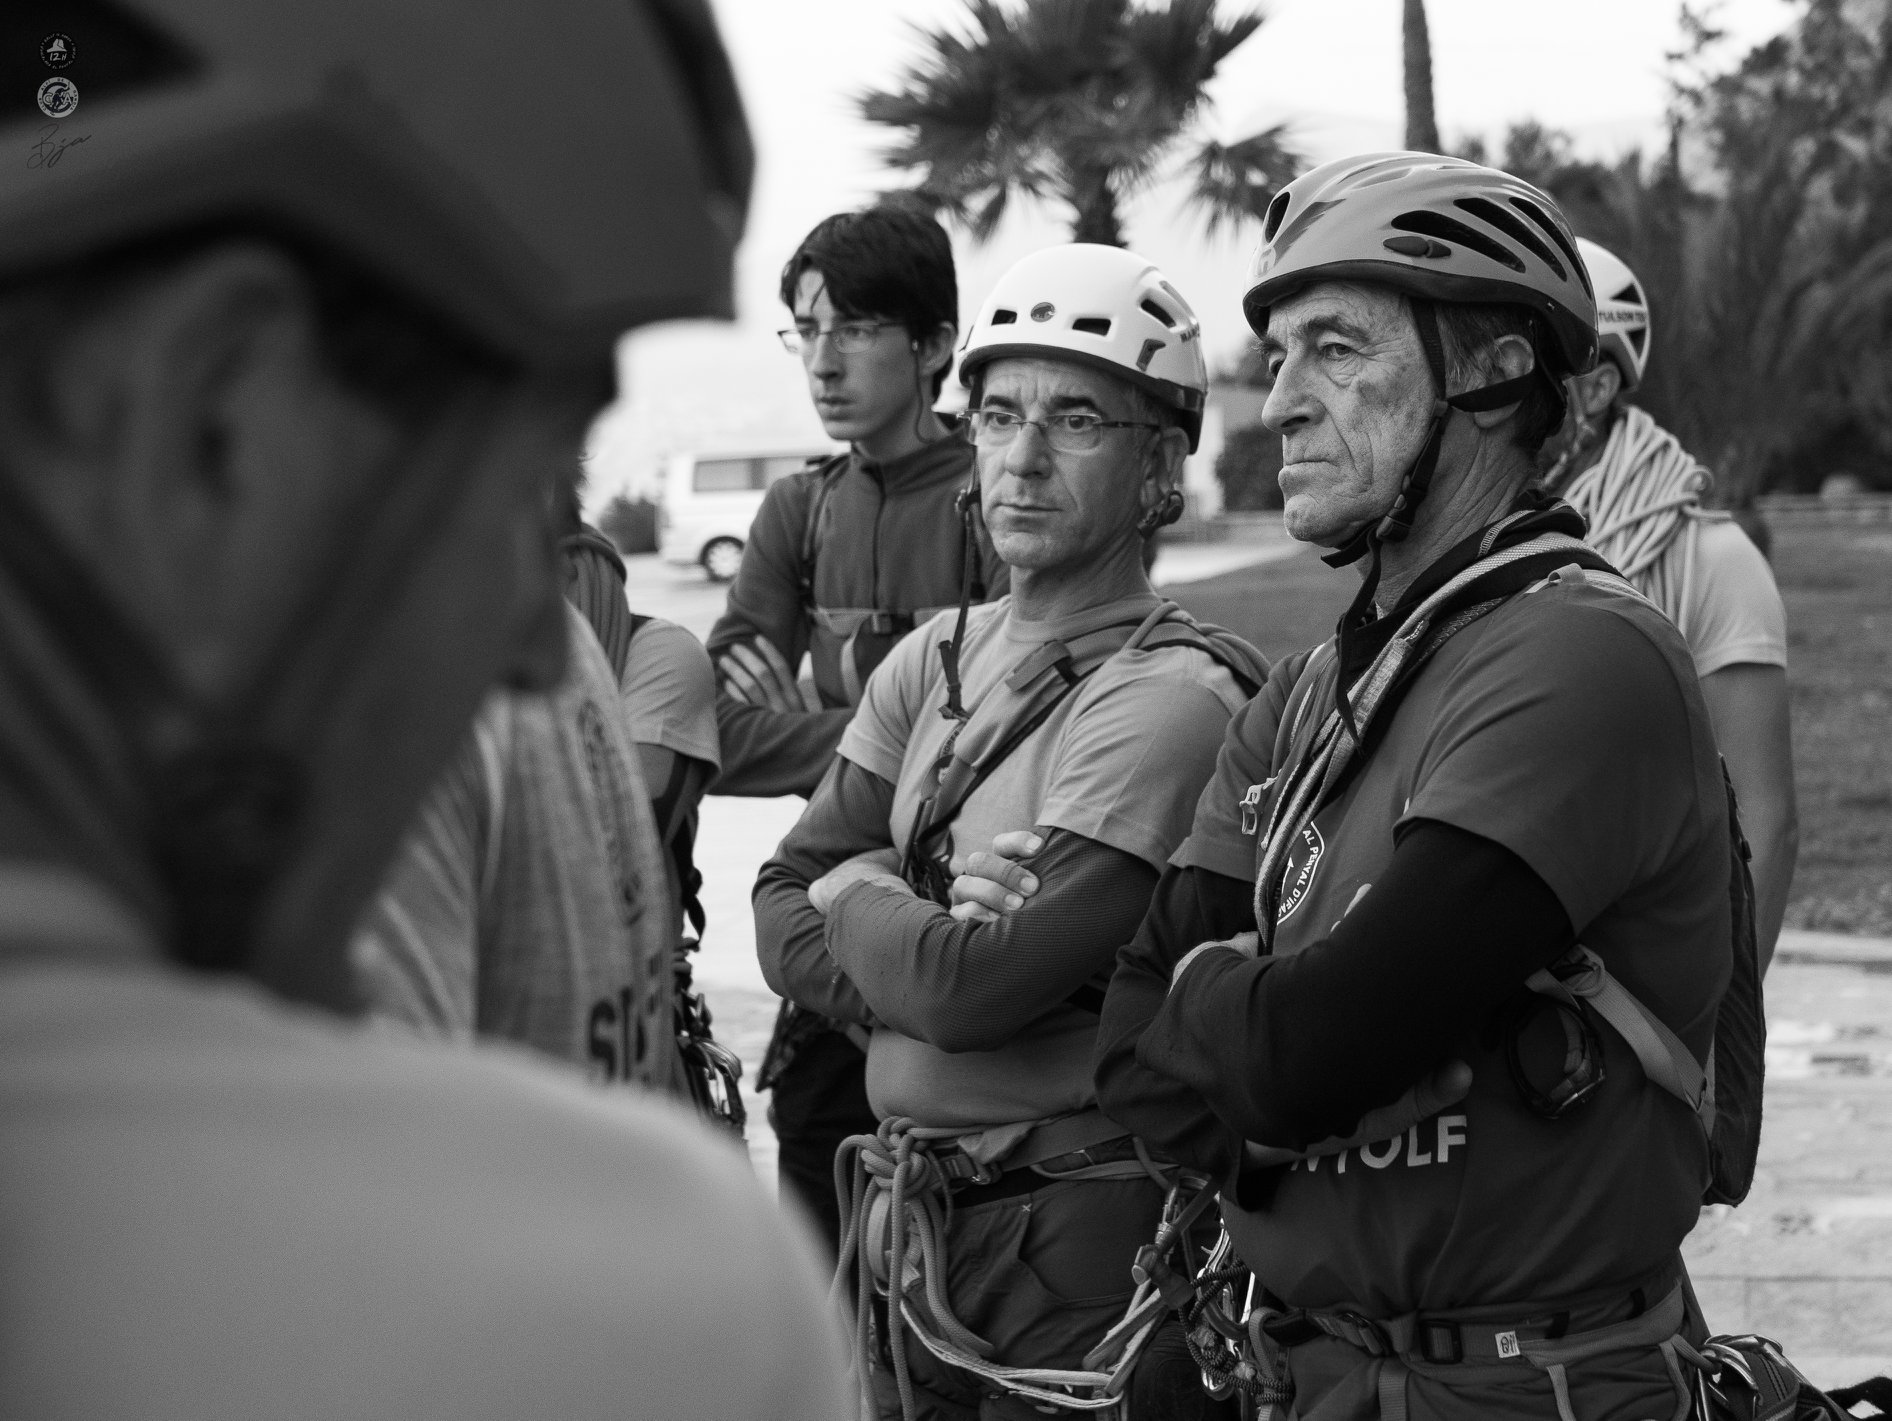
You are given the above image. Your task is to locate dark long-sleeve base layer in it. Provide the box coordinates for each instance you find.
[1096,819,1575,1183]
[755,759,1158,1052]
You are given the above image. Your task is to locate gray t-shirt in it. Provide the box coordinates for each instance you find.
[1665,514,1788,677]
[621,615,721,770]
[838,593,1249,1126]
[351,604,682,1094]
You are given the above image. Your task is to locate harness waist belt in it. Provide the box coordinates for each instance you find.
[1277,1257,1686,1367]
[933,1109,1132,1185]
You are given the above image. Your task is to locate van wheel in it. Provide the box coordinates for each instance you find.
[701,537,744,583]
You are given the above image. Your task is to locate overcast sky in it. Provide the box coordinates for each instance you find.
[587,0,1798,501]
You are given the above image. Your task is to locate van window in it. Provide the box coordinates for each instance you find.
[693,458,757,493]
[759,456,812,486]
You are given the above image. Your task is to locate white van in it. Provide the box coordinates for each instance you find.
[656,445,838,582]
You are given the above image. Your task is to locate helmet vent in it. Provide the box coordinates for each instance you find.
[1506,197,1587,293]
[1453,198,1567,281]
[1628,327,1648,354]
[1072,316,1112,336]
[1613,281,1642,305]
[1262,189,1291,241]
[1389,212,1524,273]
[990,309,1018,325]
[1139,300,1176,328]
[1136,338,1166,372]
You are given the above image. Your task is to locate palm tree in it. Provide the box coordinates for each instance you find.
[1402,0,1440,153]
[1501,0,1892,505]
[859,0,1298,247]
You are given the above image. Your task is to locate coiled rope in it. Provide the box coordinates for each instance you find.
[1552,406,1713,631]
[832,1118,1170,1419]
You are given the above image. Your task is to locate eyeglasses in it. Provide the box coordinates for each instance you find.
[777,321,902,356]
[960,408,1163,455]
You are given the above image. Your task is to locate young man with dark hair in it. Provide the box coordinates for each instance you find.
[708,203,1007,1252]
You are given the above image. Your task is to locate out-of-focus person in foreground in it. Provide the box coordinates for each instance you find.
[0,4,844,1418]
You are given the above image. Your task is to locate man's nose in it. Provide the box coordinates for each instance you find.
[1002,420,1052,477]
[1261,357,1313,436]
[806,333,845,379]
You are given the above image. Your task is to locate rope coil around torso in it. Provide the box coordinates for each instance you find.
[832,1116,1177,1419]
[1553,406,1712,632]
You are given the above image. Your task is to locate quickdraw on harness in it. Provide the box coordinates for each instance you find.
[832,1114,1206,1420]
[798,452,986,707]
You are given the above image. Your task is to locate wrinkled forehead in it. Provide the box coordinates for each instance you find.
[978,355,1136,412]
[1259,280,1413,352]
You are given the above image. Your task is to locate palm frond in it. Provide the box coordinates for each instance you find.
[1185,125,1302,237]
[857,0,1283,246]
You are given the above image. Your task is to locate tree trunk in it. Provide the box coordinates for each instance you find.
[1067,166,1125,247]
[1403,0,1441,153]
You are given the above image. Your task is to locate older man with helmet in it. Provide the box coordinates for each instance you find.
[1542,237,1798,970]
[755,243,1265,1419]
[0,3,845,1418]
[1094,155,1740,1420]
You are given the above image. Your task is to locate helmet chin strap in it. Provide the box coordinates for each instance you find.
[1321,298,1550,739]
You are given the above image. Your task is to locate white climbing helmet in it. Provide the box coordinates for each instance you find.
[958,243,1209,451]
[1577,238,1651,392]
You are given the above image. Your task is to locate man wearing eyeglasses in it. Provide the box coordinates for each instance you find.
[708,201,1006,1256]
[754,244,1264,1419]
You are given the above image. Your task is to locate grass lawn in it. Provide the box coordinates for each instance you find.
[1169,519,1892,935]
[1770,521,1892,933]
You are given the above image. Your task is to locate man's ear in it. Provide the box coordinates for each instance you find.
[917,322,957,381]
[80,243,354,691]
[1468,333,1538,431]
[1575,360,1621,419]
[1141,424,1190,508]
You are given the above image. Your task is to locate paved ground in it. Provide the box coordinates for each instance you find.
[636,535,1892,1390]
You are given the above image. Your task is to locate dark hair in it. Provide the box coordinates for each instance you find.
[1430,300,1567,456]
[779,201,957,398]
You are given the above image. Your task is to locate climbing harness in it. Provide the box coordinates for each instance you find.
[905,597,1266,913]
[833,1115,1205,1419]
[1247,505,1765,1202]
[1545,404,1717,638]
[1252,514,1605,948]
